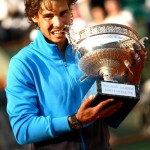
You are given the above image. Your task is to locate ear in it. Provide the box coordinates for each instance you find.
[32,15,38,23]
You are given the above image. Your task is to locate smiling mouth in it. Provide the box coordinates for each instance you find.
[51,30,65,35]
[51,26,69,35]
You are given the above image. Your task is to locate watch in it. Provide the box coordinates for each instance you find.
[70,113,83,130]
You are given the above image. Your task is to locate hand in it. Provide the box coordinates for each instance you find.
[124,42,147,84]
[76,95,123,125]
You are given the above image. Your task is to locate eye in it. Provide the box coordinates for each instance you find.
[60,10,69,17]
[44,14,54,19]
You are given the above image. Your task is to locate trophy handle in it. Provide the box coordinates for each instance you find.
[64,25,80,51]
[139,37,149,46]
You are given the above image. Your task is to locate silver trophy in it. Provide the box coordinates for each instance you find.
[65,23,148,126]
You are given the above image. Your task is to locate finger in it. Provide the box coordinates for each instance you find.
[129,50,140,65]
[103,101,123,117]
[97,101,123,119]
[130,49,141,61]
[130,50,146,69]
[130,50,145,67]
[96,98,114,110]
[107,101,123,111]
[137,51,147,63]
[82,95,95,109]
[133,43,147,58]
[144,52,147,59]
[133,42,142,51]
[133,53,141,62]
[133,42,146,52]
[133,43,147,63]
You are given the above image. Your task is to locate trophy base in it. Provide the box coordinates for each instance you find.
[90,80,140,128]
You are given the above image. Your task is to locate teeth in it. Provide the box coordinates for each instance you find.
[52,30,64,34]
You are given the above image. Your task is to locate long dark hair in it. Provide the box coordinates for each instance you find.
[24,0,77,28]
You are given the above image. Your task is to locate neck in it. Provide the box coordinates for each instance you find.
[44,36,68,56]
[57,39,68,57]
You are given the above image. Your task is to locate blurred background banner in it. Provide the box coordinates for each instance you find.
[0,0,150,150]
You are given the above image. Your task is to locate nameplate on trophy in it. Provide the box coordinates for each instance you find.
[101,81,136,97]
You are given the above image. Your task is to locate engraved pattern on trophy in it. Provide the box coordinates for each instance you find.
[79,24,139,43]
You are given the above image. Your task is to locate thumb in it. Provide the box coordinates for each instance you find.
[82,95,95,108]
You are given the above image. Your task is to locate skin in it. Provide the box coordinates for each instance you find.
[32,0,71,55]
[31,0,147,126]
[125,43,147,85]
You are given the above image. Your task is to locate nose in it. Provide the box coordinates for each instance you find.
[53,16,63,27]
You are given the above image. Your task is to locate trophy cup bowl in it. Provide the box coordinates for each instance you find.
[65,23,148,127]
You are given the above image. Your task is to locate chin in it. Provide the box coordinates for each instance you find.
[54,37,66,43]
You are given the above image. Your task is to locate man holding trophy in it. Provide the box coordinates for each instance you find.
[5,0,147,150]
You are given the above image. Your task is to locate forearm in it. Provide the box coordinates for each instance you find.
[9,113,71,144]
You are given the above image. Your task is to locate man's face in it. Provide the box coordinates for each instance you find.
[32,0,71,47]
